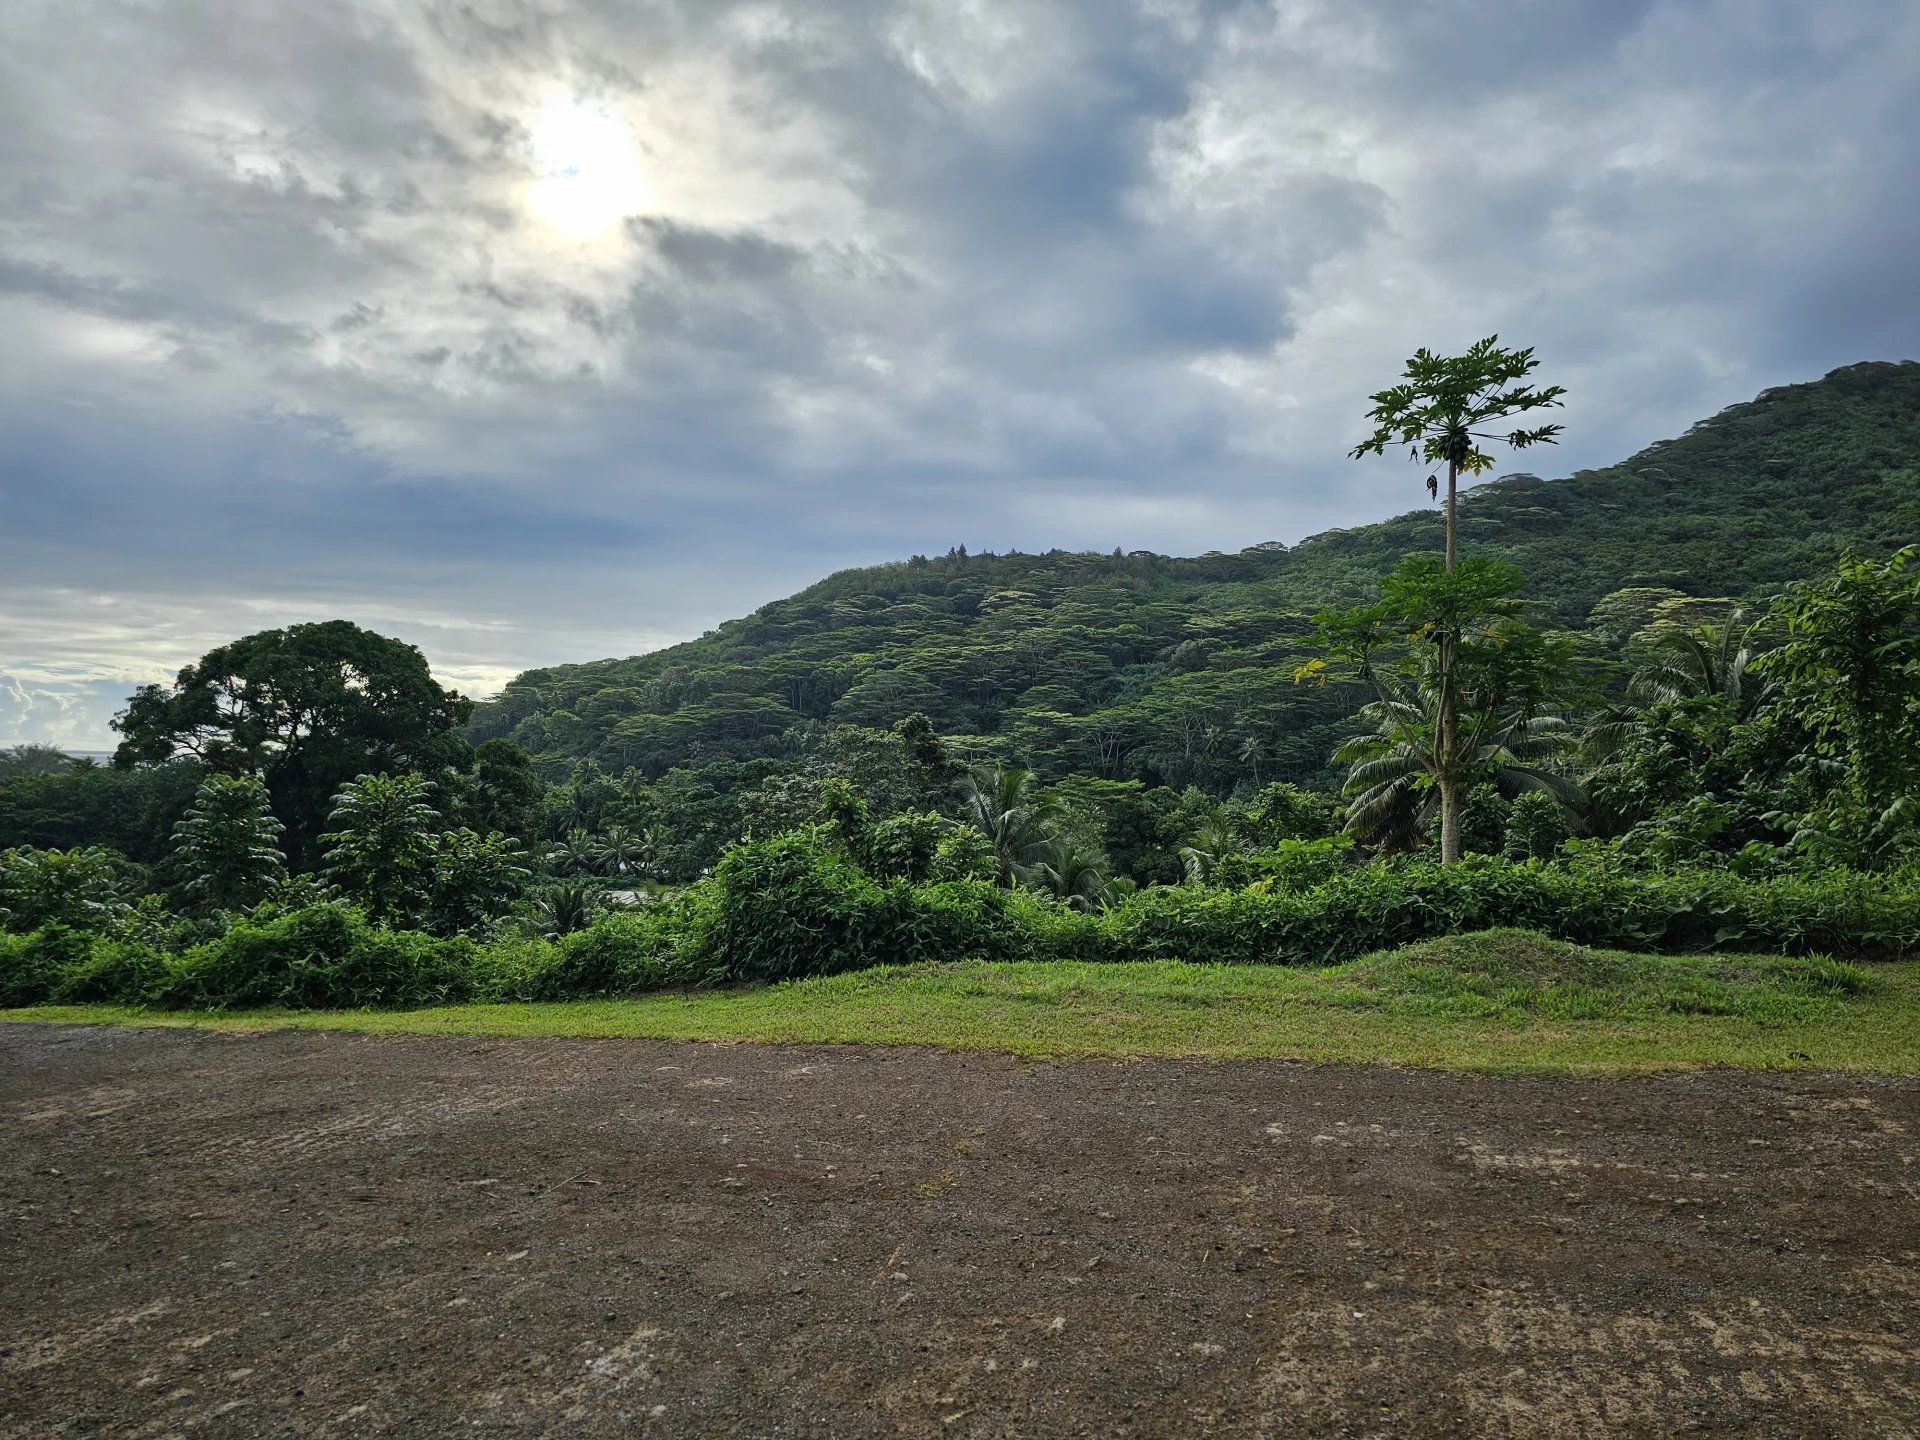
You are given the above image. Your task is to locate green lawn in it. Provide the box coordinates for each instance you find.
[7,931,1918,1075]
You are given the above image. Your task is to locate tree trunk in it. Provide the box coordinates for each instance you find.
[1437,773,1462,866]
[1437,457,1463,863]
[1436,628,1462,866]
[1444,457,1459,572]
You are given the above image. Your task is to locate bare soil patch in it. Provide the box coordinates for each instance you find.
[3,1024,1918,1437]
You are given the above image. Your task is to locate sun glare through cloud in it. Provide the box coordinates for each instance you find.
[525,98,652,240]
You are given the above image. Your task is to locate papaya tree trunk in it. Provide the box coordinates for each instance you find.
[1436,632,1462,866]
[1437,774,1462,866]
[1436,455,1463,863]
[1444,457,1459,572]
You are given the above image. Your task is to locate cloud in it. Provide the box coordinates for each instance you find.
[1,0,1916,747]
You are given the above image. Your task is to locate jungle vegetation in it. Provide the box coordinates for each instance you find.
[3,357,1919,1015]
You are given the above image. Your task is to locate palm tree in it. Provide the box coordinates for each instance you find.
[553,827,600,876]
[593,824,645,876]
[1337,686,1578,854]
[958,765,1059,885]
[1630,613,1775,714]
[1582,614,1776,766]
[1032,835,1115,912]
[1177,815,1241,884]
[1236,733,1268,786]
[529,879,606,938]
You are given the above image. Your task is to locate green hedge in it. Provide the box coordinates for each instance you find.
[1105,860,1920,966]
[2,846,1914,1012]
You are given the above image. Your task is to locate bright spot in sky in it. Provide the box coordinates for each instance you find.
[526,100,651,240]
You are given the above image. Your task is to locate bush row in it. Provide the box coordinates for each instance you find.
[0,897,708,1011]
[1106,858,1920,966]
[3,833,1915,1011]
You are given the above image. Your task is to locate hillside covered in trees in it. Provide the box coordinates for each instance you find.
[473,360,1920,796]
[8,347,1920,1006]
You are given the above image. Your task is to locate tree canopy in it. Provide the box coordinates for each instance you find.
[113,620,473,864]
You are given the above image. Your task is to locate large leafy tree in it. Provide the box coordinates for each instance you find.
[1306,556,1579,862]
[113,621,472,867]
[1351,336,1566,570]
[319,773,440,923]
[169,773,286,913]
[434,739,543,844]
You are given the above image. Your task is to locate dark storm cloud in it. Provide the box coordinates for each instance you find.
[0,0,1915,746]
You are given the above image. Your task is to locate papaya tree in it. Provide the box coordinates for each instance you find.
[1345,339,1566,861]
[1351,336,1566,570]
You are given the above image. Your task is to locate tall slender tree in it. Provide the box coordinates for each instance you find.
[1347,339,1565,862]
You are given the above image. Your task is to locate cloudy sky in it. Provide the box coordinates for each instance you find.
[3,0,1916,749]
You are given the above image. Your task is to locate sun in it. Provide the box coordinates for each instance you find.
[525,99,652,241]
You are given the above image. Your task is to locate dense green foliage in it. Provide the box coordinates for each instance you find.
[470,363,1920,826]
[3,839,1915,1012]
[168,774,286,913]
[113,620,474,865]
[4,360,1919,1020]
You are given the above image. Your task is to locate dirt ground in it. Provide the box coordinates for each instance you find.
[3,1026,1918,1439]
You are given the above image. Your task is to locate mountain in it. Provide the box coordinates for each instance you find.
[472,360,1920,792]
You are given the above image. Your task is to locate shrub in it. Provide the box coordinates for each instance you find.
[51,936,172,1004]
[857,811,955,883]
[0,846,130,932]
[1217,836,1357,892]
[161,903,479,1010]
[425,828,529,935]
[6,845,1911,1014]
[703,831,1025,981]
[1503,791,1570,860]
[0,924,92,1006]
[514,907,711,1000]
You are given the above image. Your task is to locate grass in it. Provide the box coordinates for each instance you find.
[6,930,1918,1075]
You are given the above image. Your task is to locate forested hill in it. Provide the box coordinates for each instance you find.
[472,360,1920,791]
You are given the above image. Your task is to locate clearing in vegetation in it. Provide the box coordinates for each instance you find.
[9,929,1917,1076]
[3,1020,1916,1438]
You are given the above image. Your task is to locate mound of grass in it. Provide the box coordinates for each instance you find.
[1327,928,1880,1023]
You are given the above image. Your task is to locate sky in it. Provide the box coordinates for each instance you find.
[3,1,1917,751]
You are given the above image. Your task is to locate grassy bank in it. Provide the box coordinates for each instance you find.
[6,931,1917,1075]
